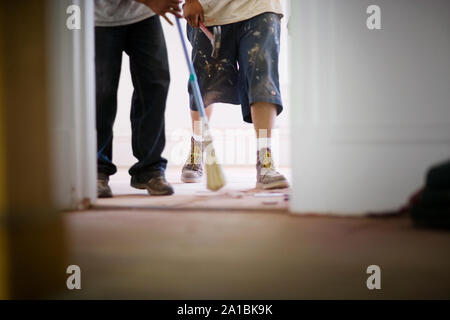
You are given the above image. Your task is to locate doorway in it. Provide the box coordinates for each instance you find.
[91,1,293,212]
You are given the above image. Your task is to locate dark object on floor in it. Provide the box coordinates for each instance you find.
[410,160,450,229]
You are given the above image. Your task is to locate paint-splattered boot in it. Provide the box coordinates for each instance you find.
[181,137,204,183]
[256,148,289,190]
[97,173,113,198]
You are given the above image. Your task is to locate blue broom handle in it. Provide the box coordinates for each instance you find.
[176,18,207,120]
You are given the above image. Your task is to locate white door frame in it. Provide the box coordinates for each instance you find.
[48,0,97,210]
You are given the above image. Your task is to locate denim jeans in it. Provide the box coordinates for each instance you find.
[95,16,169,183]
[187,13,283,123]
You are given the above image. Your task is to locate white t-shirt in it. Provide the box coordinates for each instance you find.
[199,0,283,26]
[95,0,155,27]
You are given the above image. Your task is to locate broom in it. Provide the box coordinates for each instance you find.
[176,18,226,191]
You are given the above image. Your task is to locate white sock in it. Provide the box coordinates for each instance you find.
[257,137,271,152]
[193,134,203,142]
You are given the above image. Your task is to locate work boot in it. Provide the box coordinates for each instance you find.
[181,137,204,183]
[97,174,113,198]
[256,148,289,190]
[131,171,174,196]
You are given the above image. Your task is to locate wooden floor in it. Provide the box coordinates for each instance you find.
[62,167,450,299]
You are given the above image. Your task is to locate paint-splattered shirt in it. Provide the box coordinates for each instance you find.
[199,0,283,26]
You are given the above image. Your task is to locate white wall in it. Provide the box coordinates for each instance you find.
[290,0,450,214]
[113,2,291,169]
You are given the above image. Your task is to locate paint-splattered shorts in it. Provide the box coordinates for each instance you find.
[187,12,283,123]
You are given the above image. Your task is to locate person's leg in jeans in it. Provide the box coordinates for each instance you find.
[125,16,173,195]
[95,25,127,198]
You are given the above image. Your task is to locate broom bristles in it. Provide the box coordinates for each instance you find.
[203,122,226,191]
[206,162,225,191]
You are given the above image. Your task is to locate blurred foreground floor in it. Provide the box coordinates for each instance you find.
[63,167,450,299]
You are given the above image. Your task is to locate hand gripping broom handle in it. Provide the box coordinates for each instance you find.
[176,18,208,121]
